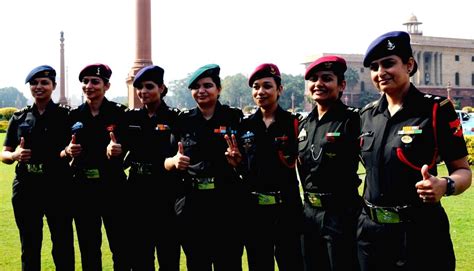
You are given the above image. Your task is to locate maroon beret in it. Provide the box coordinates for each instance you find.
[305,55,347,80]
[248,63,281,87]
[78,63,112,82]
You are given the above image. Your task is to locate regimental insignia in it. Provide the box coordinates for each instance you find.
[387,39,395,50]
[401,135,413,144]
[449,118,463,137]
[398,126,422,135]
[96,67,101,76]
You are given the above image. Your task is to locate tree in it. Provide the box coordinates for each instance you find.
[280,74,305,111]
[166,76,196,110]
[0,87,28,108]
[221,74,252,108]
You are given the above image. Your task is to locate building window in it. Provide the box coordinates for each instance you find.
[472,56,474,62]
[472,73,474,85]
[360,68,364,73]
[455,72,460,86]
[361,81,365,92]
[455,55,460,61]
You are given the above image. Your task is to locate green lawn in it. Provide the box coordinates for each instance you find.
[0,132,473,270]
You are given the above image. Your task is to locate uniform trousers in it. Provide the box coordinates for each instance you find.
[357,204,455,271]
[12,173,75,271]
[73,178,129,271]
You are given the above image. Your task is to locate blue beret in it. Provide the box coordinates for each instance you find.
[79,63,112,82]
[363,31,417,76]
[305,55,347,80]
[248,63,281,87]
[188,64,220,89]
[25,65,56,84]
[133,65,165,88]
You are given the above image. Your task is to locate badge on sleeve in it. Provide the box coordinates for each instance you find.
[449,118,463,137]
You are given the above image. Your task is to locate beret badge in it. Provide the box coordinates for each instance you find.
[387,40,395,51]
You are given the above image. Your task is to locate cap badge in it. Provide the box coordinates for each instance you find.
[323,62,333,69]
[44,71,50,76]
[270,66,276,75]
[96,67,101,76]
[387,40,395,50]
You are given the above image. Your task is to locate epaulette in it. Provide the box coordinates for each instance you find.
[58,104,71,110]
[291,111,304,121]
[179,109,191,116]
[423,94,450,107]
[132,108,141,111]
[15,106,31,115]
[346,106,360,113]
[360,100,379,113]
[168,107,180,113]
[113,102,129,112]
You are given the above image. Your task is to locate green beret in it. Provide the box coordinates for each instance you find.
[187,64,220,89]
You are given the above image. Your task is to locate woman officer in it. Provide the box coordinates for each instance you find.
[164,64,244,271]
[125,65,181,270]
[230,63,304,271]
[1,65,74,270]
[298,56,362,271]
[358,31,471,271]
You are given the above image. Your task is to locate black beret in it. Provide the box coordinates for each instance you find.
[305,55,347,80]
[248,63,281,87]
[133,65,165,88]
[25,65,56,84]
[78,63,112,82]
[188,64,220,89]
[363,31,417,76]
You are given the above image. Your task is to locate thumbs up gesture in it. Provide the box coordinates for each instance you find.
[165,141,190,171]
[14,137,32,163]
[65,134,82,158]
[415,164,445,203]
[106,132,122,159]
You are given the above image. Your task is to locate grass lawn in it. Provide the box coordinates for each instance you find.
[0,132,473,270]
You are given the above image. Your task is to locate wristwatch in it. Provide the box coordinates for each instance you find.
[443,177,455,196]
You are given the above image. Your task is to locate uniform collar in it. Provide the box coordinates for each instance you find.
[373,83,421,116]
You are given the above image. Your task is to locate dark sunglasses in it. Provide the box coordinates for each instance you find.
[30,79,51,86]
[82,78,102,85]
[136,83,156,90]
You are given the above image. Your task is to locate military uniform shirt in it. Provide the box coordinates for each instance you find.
[298,100,361,197]
[359,85,468,206]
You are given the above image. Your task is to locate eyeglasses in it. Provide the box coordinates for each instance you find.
[82,78,102,85]
[136,83,156,91]
[30,79,51,86]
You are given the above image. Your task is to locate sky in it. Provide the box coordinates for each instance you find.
[1,0,473,102]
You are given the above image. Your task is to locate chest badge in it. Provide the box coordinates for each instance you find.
[401,135,413,144]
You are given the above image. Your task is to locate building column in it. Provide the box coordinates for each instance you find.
[126,0,153,109]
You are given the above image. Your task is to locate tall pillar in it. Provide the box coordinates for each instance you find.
[58,31,68,105]
[126,0,153,109]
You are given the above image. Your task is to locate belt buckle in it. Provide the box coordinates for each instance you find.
[375,208,401,223]
[196,177,215,190]
[134,162,152,175]
[84,169,100,179]
[306,192,322,207]
[257,193,277,205]
[27,163,44,174]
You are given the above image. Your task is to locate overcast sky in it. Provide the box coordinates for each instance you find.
[1,0,472,101]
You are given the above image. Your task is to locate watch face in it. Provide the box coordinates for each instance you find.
[445,177,455,196]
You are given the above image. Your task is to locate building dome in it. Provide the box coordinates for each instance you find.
[403,13,422,25]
